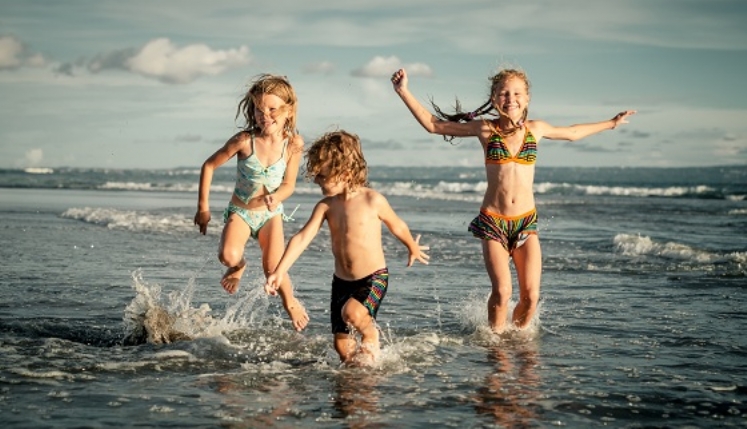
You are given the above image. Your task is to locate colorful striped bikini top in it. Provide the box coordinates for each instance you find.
[485,127,537,165]
[233,133,288,204]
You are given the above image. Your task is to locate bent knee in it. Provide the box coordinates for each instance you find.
[218,248,243,268]
[342,310,365,327]
[342,303,372,328]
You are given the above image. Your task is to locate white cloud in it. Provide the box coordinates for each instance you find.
[0,36,23,69]
[125,38,251,84]
[352,56,433,78]
[303,61,336,75]
[25,53,46,68]
[0,35,46,69]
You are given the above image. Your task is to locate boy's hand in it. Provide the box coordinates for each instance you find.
[194,210,211,235]
[407,234,430,267]
[264,272,283,296]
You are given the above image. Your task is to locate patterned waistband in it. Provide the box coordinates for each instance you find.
[479,207,537,221]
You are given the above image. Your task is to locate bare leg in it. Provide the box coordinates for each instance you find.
[482,240,514,333]
[341,298,380,366]
[218,214,251,295]
[258,215,309,331]
[334,333,357,364]
[510,235,542,329]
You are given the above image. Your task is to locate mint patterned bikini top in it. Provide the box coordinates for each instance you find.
[485,127,537,165]
[234,133,288,204]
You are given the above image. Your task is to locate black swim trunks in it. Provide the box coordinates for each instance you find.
[330,268,389,334]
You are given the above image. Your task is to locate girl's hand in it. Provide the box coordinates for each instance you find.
[194,210,211,235]
[264,195,278,211]
[611,110,637,129]
[391,68,408,91]
[407,234,431,267]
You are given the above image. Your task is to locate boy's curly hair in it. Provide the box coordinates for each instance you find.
[305,130,368,191]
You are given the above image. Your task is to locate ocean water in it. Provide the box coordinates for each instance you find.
[0,165,745,428]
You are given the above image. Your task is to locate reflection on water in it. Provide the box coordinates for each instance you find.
[332,369,384,428]
[474,340,542,428]
[204,368,387,428]
[208,373,306,428]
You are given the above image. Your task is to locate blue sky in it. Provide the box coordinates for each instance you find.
[1,0,746,169]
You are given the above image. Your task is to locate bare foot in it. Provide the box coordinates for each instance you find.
[220,260,246,294]
[282,297,309,331]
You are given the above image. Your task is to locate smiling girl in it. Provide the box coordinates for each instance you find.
[391,67,635,333]
[194,74,309,332]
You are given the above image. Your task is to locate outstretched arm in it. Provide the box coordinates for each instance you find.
[264,201,328,294]
[534,110,637,142]
[391,68,482,138]
[194,132,246,234]
[376,192,430,267]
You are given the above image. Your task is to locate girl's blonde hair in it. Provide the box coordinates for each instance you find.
[433,68,531,139]
[236,74,298,137]
[305,130,368,191]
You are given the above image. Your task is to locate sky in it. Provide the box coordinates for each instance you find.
[1,0,746,170]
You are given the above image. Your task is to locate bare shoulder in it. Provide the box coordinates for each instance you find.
[361,187,385,201]
[223,130,251,152]
[361,188,392,211]
[476,119,499,142]
[526,119,547,126]
[311,197,333,217]
[285,134,305,160]
[318,195,334,207]
[227,130,248,142]
[526,119,551,140]
[288,134,304,150]
[480,118,499,133]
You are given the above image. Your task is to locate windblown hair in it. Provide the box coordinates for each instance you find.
[305,130,368,191]
[236,74,299,138]
[433,68,531,141]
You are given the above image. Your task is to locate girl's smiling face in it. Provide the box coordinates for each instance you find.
[253,93,290,134]
[492,76,530,121]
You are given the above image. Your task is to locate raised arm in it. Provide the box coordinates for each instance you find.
[264,200,329,294]
[391,68,482,138]
[194,132,246,234]
[533,110,637,142]
[375,192,430,267]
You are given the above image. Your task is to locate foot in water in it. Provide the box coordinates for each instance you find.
[282,297,310,332]
[220,260,246,294]
[348,341,380,367]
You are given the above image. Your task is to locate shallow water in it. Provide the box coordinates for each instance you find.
[1,166,746,428]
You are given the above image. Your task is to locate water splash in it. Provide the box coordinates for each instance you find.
[122,269,271,345]
[454,291,541,345]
